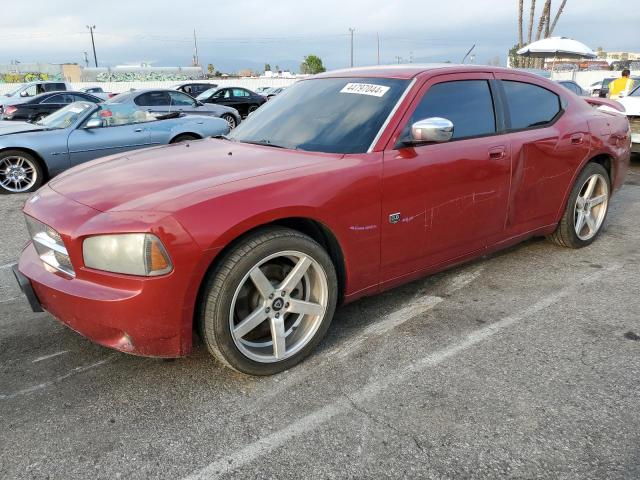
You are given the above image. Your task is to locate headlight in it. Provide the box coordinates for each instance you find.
[25,216,75,277]
[83,234,172,277]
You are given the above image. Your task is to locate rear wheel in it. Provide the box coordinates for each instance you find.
[198,228,338,375]
[547,162,610,248]
[221,113,237,129]
[170,133,199,144]
[0,150,44,194]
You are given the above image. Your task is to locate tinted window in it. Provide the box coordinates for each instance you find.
[71,93,100,103]
[43,83,66,92]
[42,94,72,104]
[408,80,496,140]
[502,81,561,130]
[229,77,409,154]
[232,88,250,97]
[135,91,170,106]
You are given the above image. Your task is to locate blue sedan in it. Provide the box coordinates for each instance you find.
[0,101,230,194]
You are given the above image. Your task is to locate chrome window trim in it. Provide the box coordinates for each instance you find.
[367,78,417,153]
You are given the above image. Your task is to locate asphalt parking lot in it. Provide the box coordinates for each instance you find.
[1,159,639,480]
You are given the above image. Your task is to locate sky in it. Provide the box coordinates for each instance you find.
[0,0,639,72]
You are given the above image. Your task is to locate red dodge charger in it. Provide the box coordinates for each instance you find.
[13,65,631,375]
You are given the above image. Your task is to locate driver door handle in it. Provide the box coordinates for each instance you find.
[570,133,584,145]
[488,146,506,160]
[134,128,143,132]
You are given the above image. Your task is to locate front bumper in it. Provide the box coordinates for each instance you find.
[17,242,191,357]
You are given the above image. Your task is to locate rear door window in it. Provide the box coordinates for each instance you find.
[407,80,496,140]
[502,81,561,130]
[135,91,171,106]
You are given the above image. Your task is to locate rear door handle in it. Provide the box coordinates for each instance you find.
[570,133,584,145]
[134,128,143,132]
[488,146,506,160]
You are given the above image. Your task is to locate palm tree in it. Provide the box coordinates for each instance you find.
[518,0,524,48]
[527,0,537,44]
[549,0,568,35]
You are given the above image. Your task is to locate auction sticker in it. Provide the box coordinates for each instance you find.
[340,83,390,97]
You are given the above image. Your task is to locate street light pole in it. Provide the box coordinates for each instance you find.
[349,28,355,67]
[87,25,98,67]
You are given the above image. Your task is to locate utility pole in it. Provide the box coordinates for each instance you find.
[409,51,413,63]
[376,32,380,65]
[349,28,355,67]
[86,25,98,67]
[83,51,89,67]
[395,55,402,64]
[193,28,200,67]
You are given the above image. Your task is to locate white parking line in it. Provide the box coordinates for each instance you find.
[32,350,69,363]
[0,354,118,401]
[182,264,620,480]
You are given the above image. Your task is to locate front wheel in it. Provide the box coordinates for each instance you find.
[198,228,338,375]
[547,162,610,248]
[0,150,44,194]
[221,113,237,129]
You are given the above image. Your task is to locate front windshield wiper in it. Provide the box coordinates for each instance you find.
[240,139,288,149]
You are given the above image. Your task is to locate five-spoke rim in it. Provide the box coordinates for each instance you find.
[229,250,328,363]
[574,173,608,241]
[0,155,37,193]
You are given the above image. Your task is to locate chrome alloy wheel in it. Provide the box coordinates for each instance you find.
[0,155,38,193]
[229,250,329,363]
[223,114,236,129]
[574,173,609,241]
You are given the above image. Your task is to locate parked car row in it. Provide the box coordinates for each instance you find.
[9,65,631,376]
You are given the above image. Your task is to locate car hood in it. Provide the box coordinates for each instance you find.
[0,120,46,136]
[48,139,337,212]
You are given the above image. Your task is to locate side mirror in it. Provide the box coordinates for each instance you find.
[409,117,454,144]
[84,118,103,129]
[20,91,29,97]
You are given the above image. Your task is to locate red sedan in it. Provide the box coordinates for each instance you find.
[13,65,630,375]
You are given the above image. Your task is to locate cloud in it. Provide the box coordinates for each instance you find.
[0,0,638,70]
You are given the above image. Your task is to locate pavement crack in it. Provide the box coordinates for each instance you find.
[342,391,426,453]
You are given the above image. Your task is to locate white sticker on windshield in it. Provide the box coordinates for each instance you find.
[68,107,84,113]
[340,83,390,97]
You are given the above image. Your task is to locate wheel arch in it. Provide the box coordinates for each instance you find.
[191,216,348,332]
[0,147,50,181]
[553,152,615,225]
[169,132,202,143]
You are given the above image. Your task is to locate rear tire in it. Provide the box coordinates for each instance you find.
[198,227,338,375]
[547,162,610,248]
[221,113,237,129]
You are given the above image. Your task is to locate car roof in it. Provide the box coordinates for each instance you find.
[311,64,519,80]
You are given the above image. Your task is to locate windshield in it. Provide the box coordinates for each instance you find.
[228,77,409,154]
[37,101,95,129]
[630,84,640,97]
[196,88,218,100]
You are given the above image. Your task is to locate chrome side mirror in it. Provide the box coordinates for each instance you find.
[84,118,103,129]
[410,117,454,143]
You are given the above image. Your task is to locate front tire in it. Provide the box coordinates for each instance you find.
[0,150,44,194]
[547,162,610,248]
[198,228,338,375]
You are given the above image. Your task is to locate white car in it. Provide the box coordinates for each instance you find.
[616,86,640,153]
[78,86,114,101]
